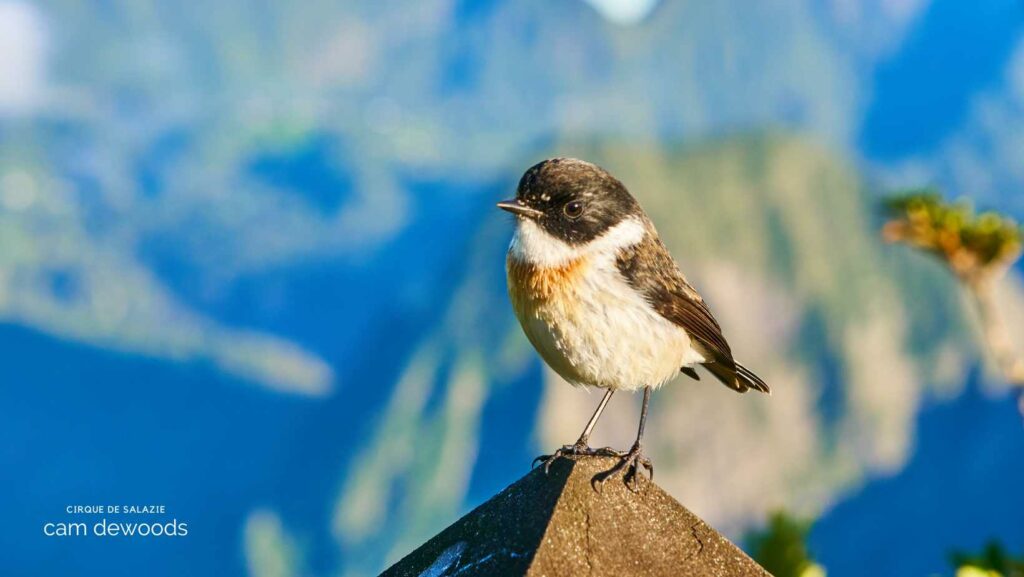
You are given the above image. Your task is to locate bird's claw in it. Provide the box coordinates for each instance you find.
[591,442,653,493]
[533,441,620,474]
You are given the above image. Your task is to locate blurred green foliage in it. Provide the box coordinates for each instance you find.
[952,541,1024,577]
[747,511,826,577]
[881,190,1023,284]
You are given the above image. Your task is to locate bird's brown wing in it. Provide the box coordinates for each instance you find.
[615,234,733,363]
[616,231,768,393]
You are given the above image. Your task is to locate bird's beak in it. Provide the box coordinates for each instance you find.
[497,199,544,219]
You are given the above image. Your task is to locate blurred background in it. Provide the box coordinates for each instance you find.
[2,0,1024,575]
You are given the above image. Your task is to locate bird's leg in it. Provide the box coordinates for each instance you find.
[534,389,617,473]
[573,388,617,451]
[593,386,654,492]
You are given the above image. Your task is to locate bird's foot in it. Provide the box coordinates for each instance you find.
[592,442,653,493]
[533,440,620,474]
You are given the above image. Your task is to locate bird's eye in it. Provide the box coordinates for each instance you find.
[563,201,584,219]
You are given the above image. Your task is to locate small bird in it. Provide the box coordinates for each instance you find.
[499,158,770,490]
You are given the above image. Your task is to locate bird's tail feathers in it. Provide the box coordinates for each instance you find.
[704,360,771,395]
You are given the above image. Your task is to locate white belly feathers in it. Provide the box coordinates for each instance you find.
[506,218,703,391]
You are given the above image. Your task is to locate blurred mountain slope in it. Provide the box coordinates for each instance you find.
[0,132,333,393]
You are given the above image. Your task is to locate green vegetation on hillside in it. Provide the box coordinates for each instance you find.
[747,511,825,577]
[952,541,1024,577]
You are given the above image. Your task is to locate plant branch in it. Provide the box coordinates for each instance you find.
[966,277,1024,416]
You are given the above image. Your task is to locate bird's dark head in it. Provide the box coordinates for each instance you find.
[497,158,641,245]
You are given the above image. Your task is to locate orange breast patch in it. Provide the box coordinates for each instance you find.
[507,255,588,303]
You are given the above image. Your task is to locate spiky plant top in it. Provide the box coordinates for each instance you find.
[881,190,1023,285]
